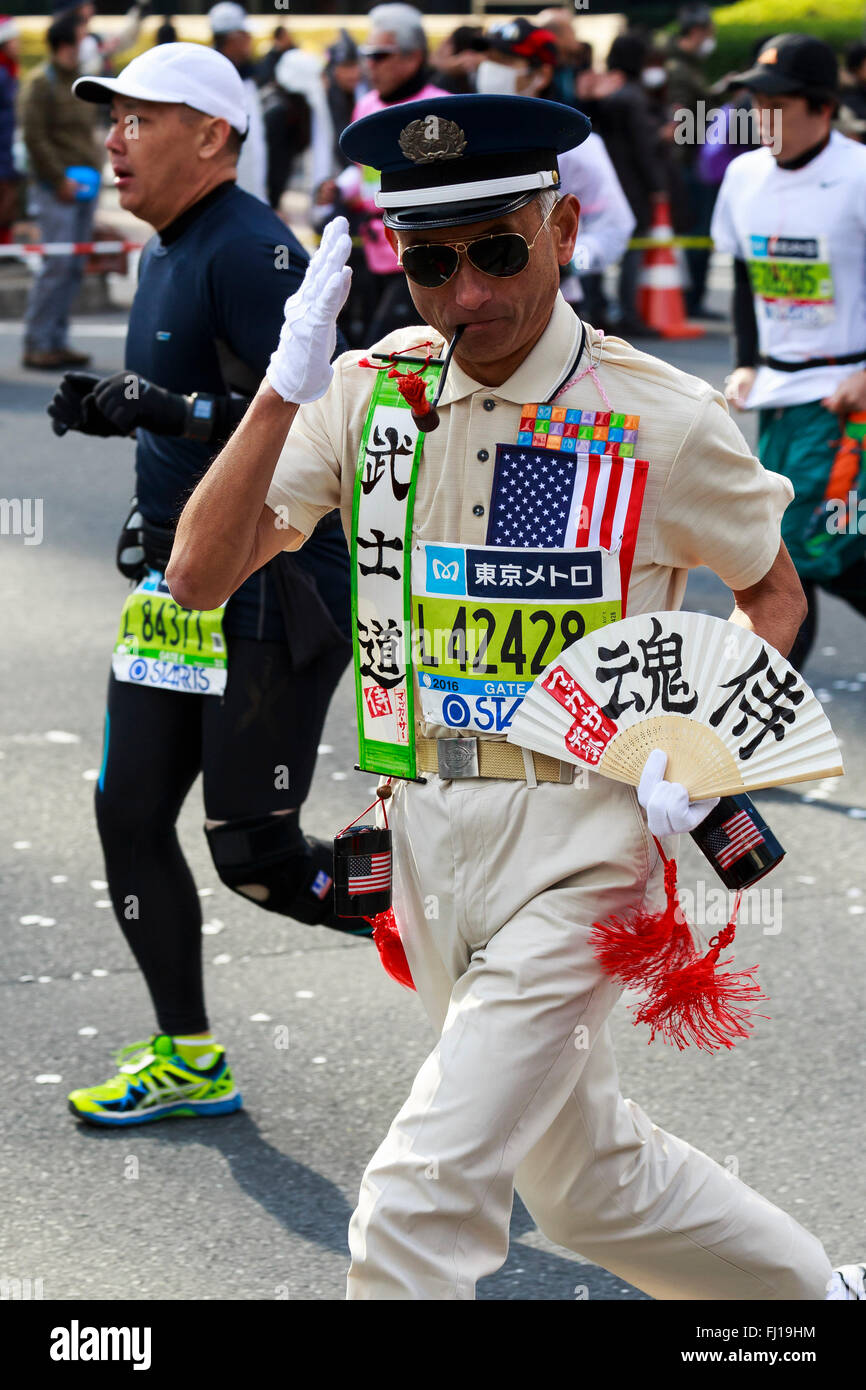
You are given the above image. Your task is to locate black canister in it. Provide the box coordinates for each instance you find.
[690,793,785,890]
[333,823,392,918]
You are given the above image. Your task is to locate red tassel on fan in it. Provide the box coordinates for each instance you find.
[633,907,768,1053]
[591,837,768,1052]
[590,852,694,989]
[368,908,415,991]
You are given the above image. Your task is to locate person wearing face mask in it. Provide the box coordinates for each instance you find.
[477,20,635,329]
[342,4,447,343]
[641,45,691,250]
[641,57,668,97]
[476,18,556,99]
[665,3,719,319]
[429,24,488,97]
[595,31,668,337]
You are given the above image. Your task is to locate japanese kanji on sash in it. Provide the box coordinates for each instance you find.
[350,356,443,778]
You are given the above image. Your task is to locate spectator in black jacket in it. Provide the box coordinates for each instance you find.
[595,31,668,336]
[260,74,311,210]
[254,23,294,89]
[324,28,360,168]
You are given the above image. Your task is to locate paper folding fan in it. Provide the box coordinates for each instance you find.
[506,610,843,798]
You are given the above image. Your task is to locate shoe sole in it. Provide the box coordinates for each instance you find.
[68,1091,243,1126]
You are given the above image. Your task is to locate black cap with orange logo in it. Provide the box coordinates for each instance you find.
[732,32,838,99]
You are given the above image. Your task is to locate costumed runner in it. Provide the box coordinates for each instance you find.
[47,43,367,1128]
[169,94,865,1300]
[712,33,866,671]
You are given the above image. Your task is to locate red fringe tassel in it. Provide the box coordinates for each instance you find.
[591,839,768,1053]
[590,855,694,988]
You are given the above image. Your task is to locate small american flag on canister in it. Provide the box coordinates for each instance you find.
[691,794,784,890]
[333,824,392,918]
[347,852,391,895]
[705,810,764,869]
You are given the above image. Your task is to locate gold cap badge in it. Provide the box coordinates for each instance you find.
[398,115,467,164]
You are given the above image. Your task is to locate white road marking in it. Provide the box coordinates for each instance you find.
[0,321,128,337]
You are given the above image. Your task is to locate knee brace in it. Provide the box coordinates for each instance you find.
[204,814,372,937]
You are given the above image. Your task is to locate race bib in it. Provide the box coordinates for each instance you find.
[747,234,835,327]
[112,570,227,696]
[411,542,622,734]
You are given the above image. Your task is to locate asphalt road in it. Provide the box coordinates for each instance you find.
[1,310,864,1303]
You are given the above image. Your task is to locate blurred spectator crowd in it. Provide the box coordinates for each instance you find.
[2,2,866,352]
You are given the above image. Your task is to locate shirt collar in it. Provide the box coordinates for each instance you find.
[157,179,236,248]
[437,294,584,408]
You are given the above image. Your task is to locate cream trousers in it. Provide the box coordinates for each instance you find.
[346,772,831,1300]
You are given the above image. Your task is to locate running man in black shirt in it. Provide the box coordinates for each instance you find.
[47,42,364,1126]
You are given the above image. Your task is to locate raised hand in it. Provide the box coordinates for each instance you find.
[265,216,353,405]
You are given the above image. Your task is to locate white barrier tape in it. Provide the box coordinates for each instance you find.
[0,240,143,257]
[636,266,683,289]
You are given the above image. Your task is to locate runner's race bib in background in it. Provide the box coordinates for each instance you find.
[411,542,622,734]
[112,570,227,696]
[747,234,835,327]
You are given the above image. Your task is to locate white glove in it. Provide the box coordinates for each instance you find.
[265,216,352,405]
[637,747,719,837]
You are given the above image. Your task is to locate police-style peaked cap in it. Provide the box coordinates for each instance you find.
[339,94,591,230]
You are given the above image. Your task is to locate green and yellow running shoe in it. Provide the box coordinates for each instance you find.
[68,1034,243,1126]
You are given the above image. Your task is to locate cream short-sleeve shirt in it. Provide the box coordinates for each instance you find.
[266,294,792,736]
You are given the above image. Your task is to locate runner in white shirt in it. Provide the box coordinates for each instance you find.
[712,33,866,669]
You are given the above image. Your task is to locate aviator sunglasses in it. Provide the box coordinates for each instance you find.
[397,199,558,289]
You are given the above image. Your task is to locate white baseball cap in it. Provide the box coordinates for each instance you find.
[73,41,249,135]
[208,2,250,36]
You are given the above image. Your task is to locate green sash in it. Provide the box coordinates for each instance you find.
[350,357,443,778]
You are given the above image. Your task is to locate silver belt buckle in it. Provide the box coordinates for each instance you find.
[437,737,480,779]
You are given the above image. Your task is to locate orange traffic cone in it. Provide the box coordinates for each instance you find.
[636,197,704,340]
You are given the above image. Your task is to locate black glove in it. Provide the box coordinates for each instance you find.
[91,371,187,436]
[48,372,124,438]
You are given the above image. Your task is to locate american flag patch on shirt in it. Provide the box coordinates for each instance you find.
[347,852,391,896]
[704,810,764,870]
[486,446,648,601]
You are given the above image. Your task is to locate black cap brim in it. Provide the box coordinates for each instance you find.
[731,65,818,95]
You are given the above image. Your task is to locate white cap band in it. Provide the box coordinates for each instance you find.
[375,168,559,210]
